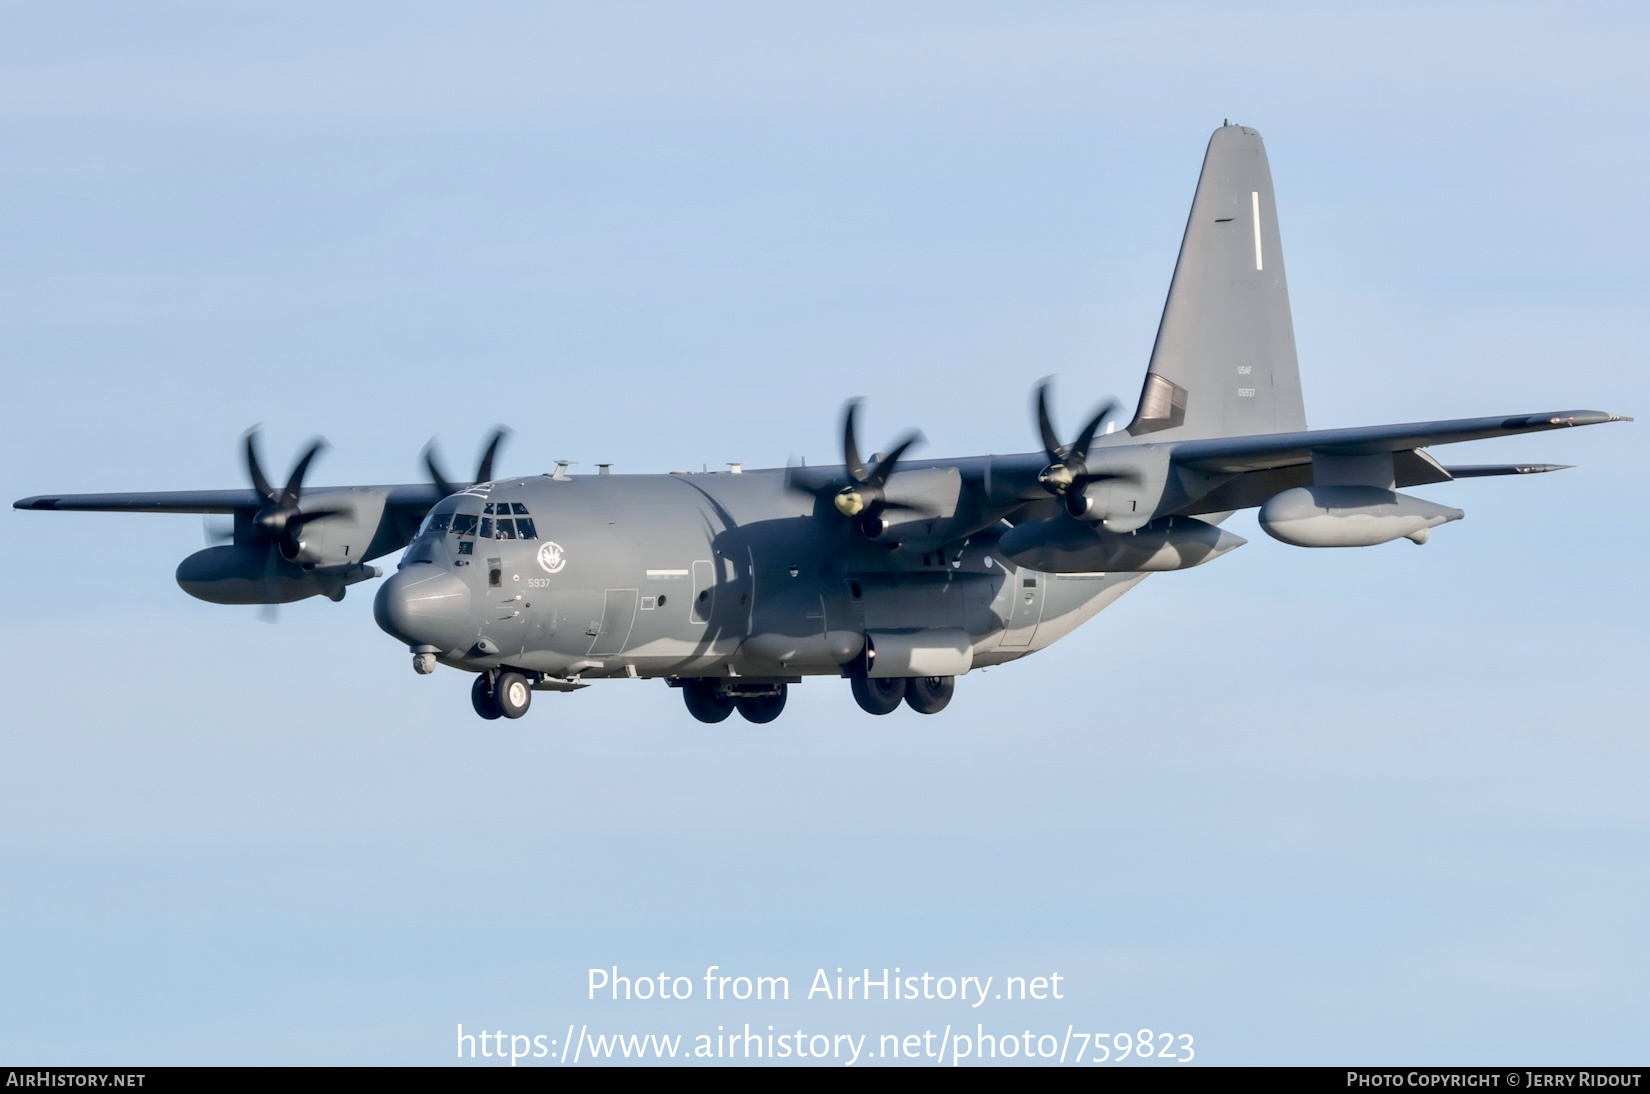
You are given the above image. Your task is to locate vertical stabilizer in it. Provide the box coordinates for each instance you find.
[1127,125,1307,440]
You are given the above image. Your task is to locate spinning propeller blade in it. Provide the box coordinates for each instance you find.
[424,426,511,497]
[241,428,348,560]
[1031,379,1133,509]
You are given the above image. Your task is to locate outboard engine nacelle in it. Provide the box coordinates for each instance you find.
[177,545,380,605]
[1259,485,1463,547]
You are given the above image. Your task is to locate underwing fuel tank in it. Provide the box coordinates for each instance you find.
[1259,486,1463,547]
[997,515,1246,573]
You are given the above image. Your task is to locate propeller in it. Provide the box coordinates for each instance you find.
[242,428,346,560]
[832,399,924,519]
[787,399,926,536]
[1032,379,1136,515]
[423,426,511,497]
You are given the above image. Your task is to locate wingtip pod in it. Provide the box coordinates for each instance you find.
[1531,410,1634,426]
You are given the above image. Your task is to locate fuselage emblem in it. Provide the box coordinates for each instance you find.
[537,541,567,574]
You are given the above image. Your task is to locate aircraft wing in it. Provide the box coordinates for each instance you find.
[1169,410,1631,474]
[13,483,446,514]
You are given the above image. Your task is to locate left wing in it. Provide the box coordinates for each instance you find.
[1169,409,1631,475]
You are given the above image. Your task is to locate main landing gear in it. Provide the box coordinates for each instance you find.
[678,679,789,724]
[471,671,531,720]
[849,670,955,715]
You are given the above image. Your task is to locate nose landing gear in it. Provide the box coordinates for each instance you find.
[471,673,502,720]
[470,670,532,720]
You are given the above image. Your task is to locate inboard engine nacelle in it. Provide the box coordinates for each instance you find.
[1259,485,1463,548]
[997,514,1246,573]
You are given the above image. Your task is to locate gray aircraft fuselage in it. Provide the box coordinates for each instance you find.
[377,467,1140,685]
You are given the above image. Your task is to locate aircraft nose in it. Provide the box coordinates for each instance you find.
[374,565,471,650]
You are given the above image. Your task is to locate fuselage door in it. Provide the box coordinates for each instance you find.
[588,589,639,656]
[999,571,1045,647]
[690,559,715,624]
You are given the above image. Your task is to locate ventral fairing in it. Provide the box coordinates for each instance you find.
[15,125,1631,723]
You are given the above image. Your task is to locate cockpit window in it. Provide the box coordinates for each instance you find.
[461,501,540,540]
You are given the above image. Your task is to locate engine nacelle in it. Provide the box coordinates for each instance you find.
[177,545,379,605]
[860,467,967,550]
[280,488,390,567]
[1259,486,1463,548]
[998,515,1246,573]
[1062,445,1171,533]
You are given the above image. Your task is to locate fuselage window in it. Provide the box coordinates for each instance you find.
[515,517,537,540]
[421,512,452,537]
[479,517,494,539]
[452,513,479,537]
[496,519,517,540]
[483,503,496,515]
[510,502,529,515]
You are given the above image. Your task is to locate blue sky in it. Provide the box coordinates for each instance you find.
[2,1,1645,1065]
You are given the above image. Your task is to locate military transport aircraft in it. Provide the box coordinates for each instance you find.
[13,124,1631,724]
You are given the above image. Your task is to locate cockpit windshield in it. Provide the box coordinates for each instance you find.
[418,498,540,544]
[478,500,538,541]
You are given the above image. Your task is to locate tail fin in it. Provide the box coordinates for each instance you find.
[1126,124,1307,440]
